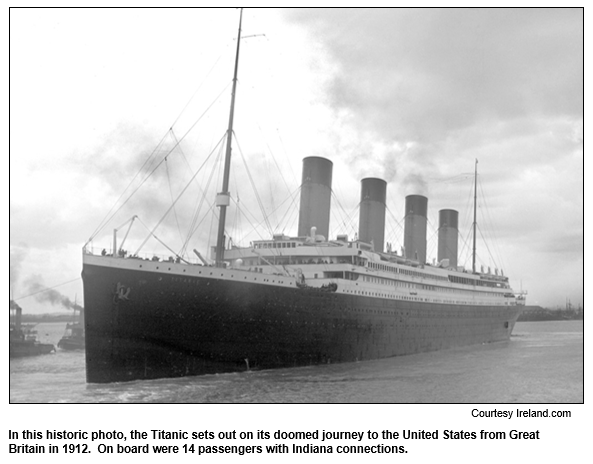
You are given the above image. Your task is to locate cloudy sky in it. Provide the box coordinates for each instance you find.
[10,7,583,313]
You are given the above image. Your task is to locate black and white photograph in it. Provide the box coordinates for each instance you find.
[9,5,584,461]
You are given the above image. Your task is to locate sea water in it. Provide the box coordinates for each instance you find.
[9,320,583,403]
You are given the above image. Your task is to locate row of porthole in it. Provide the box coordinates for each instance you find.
[362,274,507,299]
[343,288,506,306]
[348,307,409,317]
[159,312,491,328]
[189,319,400,329]
[138,262,293,286]
[344,289,429,302]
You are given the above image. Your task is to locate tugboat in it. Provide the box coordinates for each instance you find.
[10,300,55,357]
[58,307,85,350]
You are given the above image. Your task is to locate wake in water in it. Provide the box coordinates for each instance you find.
[10,321,583,403]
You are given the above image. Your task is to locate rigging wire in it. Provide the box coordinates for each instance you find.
[86,82,233,246]
[229,159,243,245]
[478,180,506,271]
[425,217,438,263]
[86,133,169,244]
[135,217,185,260]
[330,191,358,239]
[252,119,297,216]
[458,220,475,268]
[274,129,299,187]
[453,166,506,273]
[228,63,301,237]
[384,205,405,251]
[273,185,302,235]
[13,278,81,302]
[229,196,268,243]
[458,172,476,267]
[235,184,302,243]
[179,202,218,259]
[164,153,184,247]
[169,44,231,129]
[133,132,227,256]
[180,138,226,256]
[233,133,274,237]
[478,226,499,271]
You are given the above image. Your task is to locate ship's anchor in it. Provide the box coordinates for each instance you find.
[115,282,131,301]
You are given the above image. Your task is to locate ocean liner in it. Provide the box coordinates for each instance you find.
[82,10,524,383]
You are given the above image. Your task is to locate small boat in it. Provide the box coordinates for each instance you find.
[58,307,85,350]
[10,300,55,357]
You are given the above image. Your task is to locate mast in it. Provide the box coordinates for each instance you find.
[472,159,478,274]
[215,8,243,267]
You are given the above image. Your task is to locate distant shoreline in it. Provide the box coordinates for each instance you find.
[17,306,583,323]
[18,313,78,323]
[517,305,583,322]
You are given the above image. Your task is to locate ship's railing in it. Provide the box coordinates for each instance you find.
[83,246,205,266]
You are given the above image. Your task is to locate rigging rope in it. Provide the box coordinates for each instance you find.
[85,82,232,246]
[478,226,499,271]
[478,180,506,271]
[13,278,81,302]
[87,133,169,244]
[133,133,227,256]
[164,151,184,247]
[234,134,274,237]
[136,217,184,260]
[384,205,404,251]
[330,191,358,239]
[272,185,302,235]
[180,138,226,256]
[169,45,230,129]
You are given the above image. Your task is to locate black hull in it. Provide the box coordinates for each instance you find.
[82,261,521,383]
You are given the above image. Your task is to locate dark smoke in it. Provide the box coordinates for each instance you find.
[403,173,428,195]
[24,275,83,311]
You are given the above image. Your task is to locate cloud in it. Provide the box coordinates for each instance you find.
[289,8,582,127]
[284,8,583,183]
[10,244,30,296]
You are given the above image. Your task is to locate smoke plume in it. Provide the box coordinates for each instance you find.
[24,275,83,311]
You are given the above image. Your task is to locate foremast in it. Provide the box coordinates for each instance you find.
[215,8,244,267]
[472,159,478,274]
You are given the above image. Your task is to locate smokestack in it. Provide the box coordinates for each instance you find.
[403,195,428,263]
[438,209,458,268]
[358,178,387,252]
[298,157,333,240]
[10,300,22,330]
